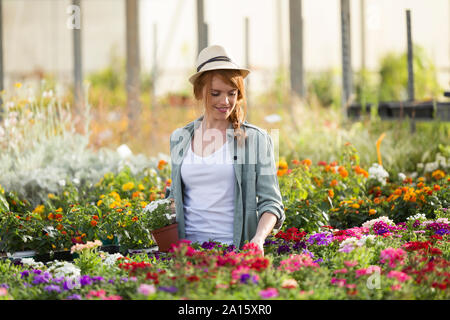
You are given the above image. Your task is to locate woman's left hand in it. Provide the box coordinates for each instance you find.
[250,236,265,256]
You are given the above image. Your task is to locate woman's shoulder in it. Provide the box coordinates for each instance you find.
[242,121,270,138]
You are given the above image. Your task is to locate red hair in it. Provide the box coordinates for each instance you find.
[193,69,247,146]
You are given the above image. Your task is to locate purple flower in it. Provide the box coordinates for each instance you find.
[92,276,104,282]
[44,284,61,293]
[20,270,30,279]
[63,279,77,291]
[32,269,42,275]
[307,233,333,246]
[120,277,129,283]
[436,228,449,236]
[240,274,251,284]
[66,294,82,300]
[412,220,421,228]
[201,241,216,250]
[292,241,307,251]
[251,275,259,284]
[79,275,93,286]
[338,244,355,253]
[158,286,178,293]
[314,258,324,264]
[0,283,9,289]
[52,276,65,284]
[32,272,52,285]
[277,245,291,255]
[372,221,390,235]
[108,279,115,284]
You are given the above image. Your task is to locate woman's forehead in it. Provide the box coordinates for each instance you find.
[211,75,237,90]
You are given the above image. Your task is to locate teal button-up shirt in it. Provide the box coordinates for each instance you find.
[166,115,285,248]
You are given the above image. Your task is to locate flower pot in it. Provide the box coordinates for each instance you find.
[151,223,179,252]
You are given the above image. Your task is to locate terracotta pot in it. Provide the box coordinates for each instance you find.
[151,223,179,252]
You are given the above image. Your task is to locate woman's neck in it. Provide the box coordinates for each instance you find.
[202,114,230,132]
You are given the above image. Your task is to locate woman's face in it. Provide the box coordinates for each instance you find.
[203,75,238,121]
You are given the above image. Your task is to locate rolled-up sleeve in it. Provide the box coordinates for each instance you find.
[255,132,285,230]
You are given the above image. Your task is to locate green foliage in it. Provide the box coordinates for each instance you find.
[378,44,442,101]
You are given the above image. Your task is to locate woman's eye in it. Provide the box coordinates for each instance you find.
[211,92,220,96]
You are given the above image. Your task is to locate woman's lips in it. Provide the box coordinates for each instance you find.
[215,107,230,113]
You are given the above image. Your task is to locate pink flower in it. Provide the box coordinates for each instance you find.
[0,288,8,296]
[387,271,411,283]
[259,288,279,299]
[391,284,402,291]
[344,261,358,268]
[103,295,122,300]
[333,268,348,274]
[278,254,319,273]
[330,278,347,287]
[380,248,406,268]
[355,265,381,278]
[281,279,298,289]
[138,284,156,296]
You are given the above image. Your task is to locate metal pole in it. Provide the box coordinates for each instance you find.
[151,23,157,110]
[360,0,366,71]
[244,17,250,121]
[289,0,305,99]
[406,10,414,102]
[340,0,353,120]
[406,9,415,133]
[126,0,141,134]
[0,0,4,118]
[73,0,83,115]
[196,0,207,55]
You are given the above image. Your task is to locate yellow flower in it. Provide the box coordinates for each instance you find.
[351,203,360,209]
[122,182,135,192]
[138,184,145,191]
[432,170,445,180]
[33,205,45,214]
[140,201,148,208]
[107,234,114,240]
[14,82,22,89]
[97,200,103,206]
[369,209,377,215]
[0,184,4,194]
[48,193,56,199]
[56,207,63,212]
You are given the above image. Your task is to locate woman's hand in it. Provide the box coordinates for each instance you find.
[250,236,265,256]
[250,212,278,257]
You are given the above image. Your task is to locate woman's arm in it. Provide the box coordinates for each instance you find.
[250,212,277,256]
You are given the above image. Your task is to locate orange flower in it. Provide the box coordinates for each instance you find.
[431,170,445,180]
[158,159,168,170]
[55,213,63,220]
[48,213,54,220]
[132,216,138,222]
[301,159,312,167]
[330,161,338,167]
[369,209,377,215]
[90,220,98,227]
[373,197,381,204]
[166,179,172,186]
[433,185,441,191]
[291,159,300,165]
[328,189,334,198]
[56,224,63,230]
[338,167,348,178]
[330,179,338,187]
[61,231,67,235]
[92,215,99,220]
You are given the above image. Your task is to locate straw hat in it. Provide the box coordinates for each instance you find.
[188,45,250,85]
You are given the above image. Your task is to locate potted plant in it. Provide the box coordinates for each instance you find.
[144,198,178,252]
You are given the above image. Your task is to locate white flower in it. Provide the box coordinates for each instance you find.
[117,144,132,159]
[58,179,66,187]
[143,198,171,214]
[21,258,44,269]
[368,163,389,185]
[47,261,81,279]
[398,173,406,181]
[103,253,124,266]
[362,216,395,229]
[406,213,426,221]
[72,178,80,185]
[424,162,438,173]
[356,235,377,247]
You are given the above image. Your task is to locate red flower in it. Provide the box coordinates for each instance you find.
[186,275,200,282]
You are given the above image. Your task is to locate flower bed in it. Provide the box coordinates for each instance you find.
[0,213,448,300]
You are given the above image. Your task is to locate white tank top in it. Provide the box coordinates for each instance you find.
[180,139,235,245]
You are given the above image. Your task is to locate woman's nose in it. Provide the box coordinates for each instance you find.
[221,95,230,105]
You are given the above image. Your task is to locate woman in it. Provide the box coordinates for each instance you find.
[166,45,285,255]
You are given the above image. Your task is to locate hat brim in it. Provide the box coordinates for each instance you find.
[189,65,250,85]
